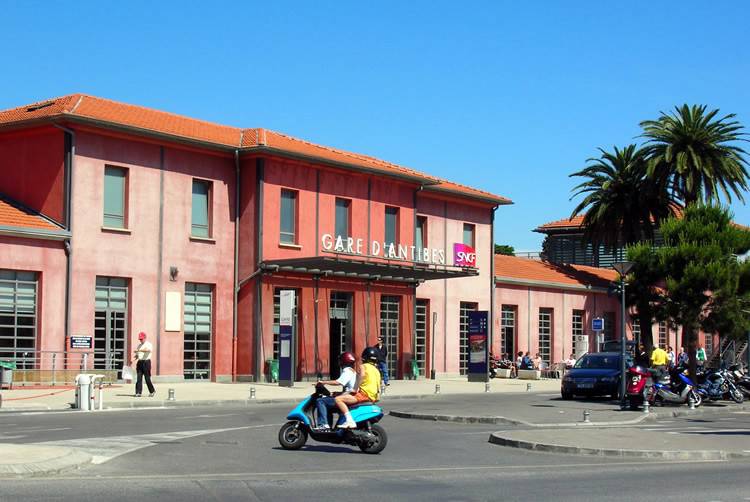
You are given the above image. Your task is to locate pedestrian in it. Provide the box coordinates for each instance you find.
[564,353,576,369]
[696,344,707,368]
[533,353,543,370]
[133,331,156,397]
[667,346,675,368]
[521,351,533,370]
[650,343,668,380]
[677,346,688,367]
[634,344,649,367]
[374,336,389,386]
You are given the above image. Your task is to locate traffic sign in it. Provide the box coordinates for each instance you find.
[591,317,604,331]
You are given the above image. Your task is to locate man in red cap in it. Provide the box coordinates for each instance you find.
[133,332,156,397]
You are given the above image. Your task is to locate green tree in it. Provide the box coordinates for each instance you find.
[657,205,750,379]
[625,243,665,354]
[569,144,674,247]
[641,104,750,205]
[494,244,515,255]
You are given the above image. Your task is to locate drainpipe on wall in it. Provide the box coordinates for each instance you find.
[254,158,265,381]
[489,206,497,354]
[232,150,240,382]
[155,147,165,375]
[54,124,75,344]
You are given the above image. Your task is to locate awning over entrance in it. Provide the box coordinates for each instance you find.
[260,256,478,283]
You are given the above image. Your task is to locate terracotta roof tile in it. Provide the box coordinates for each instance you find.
[0,195,62,232]
[494,254,617,289]
[0,94,510,206]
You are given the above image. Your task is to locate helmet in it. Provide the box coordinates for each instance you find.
[361,347,379,363]
[138,332,147,341]
[339,351,356,366]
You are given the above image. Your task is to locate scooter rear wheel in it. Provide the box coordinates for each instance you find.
[278,421,308,450]
[358,424,387,454]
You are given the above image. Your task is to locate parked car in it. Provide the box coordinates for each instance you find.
[561,352,631,400]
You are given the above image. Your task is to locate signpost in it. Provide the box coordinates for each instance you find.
[467,311,489,382]
[278,290,295,387]
[592,317,603,352]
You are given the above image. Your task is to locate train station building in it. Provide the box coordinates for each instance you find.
[0,94,510,382]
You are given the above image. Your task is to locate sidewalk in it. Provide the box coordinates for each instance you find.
[0,376,562,412]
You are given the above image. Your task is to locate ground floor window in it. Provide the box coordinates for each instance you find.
[184,283,213,380]
[500,305,516,358]
[0,270,37,365]
[538,308,553,365]
[571,309,584,357]
[415,299,429,376]
[329,292,352,378]
[704,333,713,358]
[459,302,478,375]
[631,317,641,344]
[94,276,128,373]
[603,312,615,341]
[658,321,667,349]
[380,296,400,379]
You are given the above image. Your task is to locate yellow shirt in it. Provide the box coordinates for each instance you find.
[651,347,668,366]
[359,362,382,402]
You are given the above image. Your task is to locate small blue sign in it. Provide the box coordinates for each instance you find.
[592,317,604,331]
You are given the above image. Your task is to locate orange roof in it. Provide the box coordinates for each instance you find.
[494,254,618,289]
[0,94,510,205]
[534,214,586,232]
[0,195,63,232]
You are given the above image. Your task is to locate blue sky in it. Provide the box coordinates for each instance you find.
[2,1,749,251]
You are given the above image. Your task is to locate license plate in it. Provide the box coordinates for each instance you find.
[577,383,594,389]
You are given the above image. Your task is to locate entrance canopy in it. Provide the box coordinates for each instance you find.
[260,256,478,283]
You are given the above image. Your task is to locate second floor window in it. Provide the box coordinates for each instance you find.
[385,206,399,247]
[280,189,297,244]
[191,179,211,238]
[463,223,475,248]
[335,198,350,239]
[103,166,127,228]
[415,216,427,260]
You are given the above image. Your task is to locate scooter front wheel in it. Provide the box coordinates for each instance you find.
[730,387,744,404]
[278,421,308,450]
[358,424,388,454]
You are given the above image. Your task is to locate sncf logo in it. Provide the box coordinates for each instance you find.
[453,243,477,267]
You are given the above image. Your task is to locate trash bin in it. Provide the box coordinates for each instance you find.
[267,359,279,383]
[410,359,420,380]
[0,360,16,389]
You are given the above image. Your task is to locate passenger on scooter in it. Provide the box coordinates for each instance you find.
[334,347,382,429]
[313,352,358,431]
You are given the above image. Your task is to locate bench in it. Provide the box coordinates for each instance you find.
[517,369,541,380]
[494,368,512,378]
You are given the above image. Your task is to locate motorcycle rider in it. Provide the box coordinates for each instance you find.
[334,347,382,429]
[313,352,357,431]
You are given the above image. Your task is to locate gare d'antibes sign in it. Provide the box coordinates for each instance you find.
[321,233,476,268]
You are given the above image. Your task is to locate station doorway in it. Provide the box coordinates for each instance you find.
[329,292,352,378]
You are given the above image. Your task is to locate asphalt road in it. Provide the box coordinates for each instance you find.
[2,400,750,501]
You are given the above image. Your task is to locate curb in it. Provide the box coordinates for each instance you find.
[0,446,92,478]
[389,409,650,428]
[0,392,440,413]
[488,432,750,460]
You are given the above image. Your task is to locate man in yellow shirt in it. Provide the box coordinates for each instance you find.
[334,347,382,428]
[650,344,668,380]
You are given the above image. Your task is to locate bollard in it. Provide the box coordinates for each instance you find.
[485,382,490,393]
[526,383,532,392]
[0,393,2,408]
[688,394,695,410]
[435,384,441,394]
[51,353,57,387]
[167,388,175,401]
[643,400,650,414]
[250,386,256,400]
[98,382,104,411]
[583,409,591,423]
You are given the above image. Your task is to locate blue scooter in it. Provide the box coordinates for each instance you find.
[277,384,388,454]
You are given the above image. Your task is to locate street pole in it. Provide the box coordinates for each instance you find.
[620,275,627,406]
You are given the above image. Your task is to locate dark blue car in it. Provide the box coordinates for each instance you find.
[561,352,631,400]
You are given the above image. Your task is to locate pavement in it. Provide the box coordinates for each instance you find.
[2,376,750,478]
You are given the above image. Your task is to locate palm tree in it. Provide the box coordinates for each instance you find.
[569,144,674,247]
[640,104,749,205]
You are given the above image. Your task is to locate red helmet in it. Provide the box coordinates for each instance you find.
[339,352,356,366]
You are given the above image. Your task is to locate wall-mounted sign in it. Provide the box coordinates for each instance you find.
[592,317,604,332]
[321,234,447,265]
[70,336,93,349]
[453,243,476,268]
[467,311,489,382]
[278,289,295,387]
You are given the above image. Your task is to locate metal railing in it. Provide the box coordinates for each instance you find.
[0,349,124,386]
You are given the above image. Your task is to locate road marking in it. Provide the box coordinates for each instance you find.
[0,434,27,439]
[13,427,72,433]
[176,414,240,419]
[48,458,728,481]
[39,424,281,465]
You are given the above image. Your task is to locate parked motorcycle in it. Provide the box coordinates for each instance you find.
[649,367,702,407]
[277,384,388,454]
[696,367,744,404]
[626,365,651,410]
[727,365,750,398]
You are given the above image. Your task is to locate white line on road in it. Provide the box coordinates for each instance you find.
[176,414,240,419]
[13,427,72,433]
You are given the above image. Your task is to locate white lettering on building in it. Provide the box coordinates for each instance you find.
[320,233,449,265]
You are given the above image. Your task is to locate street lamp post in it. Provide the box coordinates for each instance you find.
[612,261,634,408]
